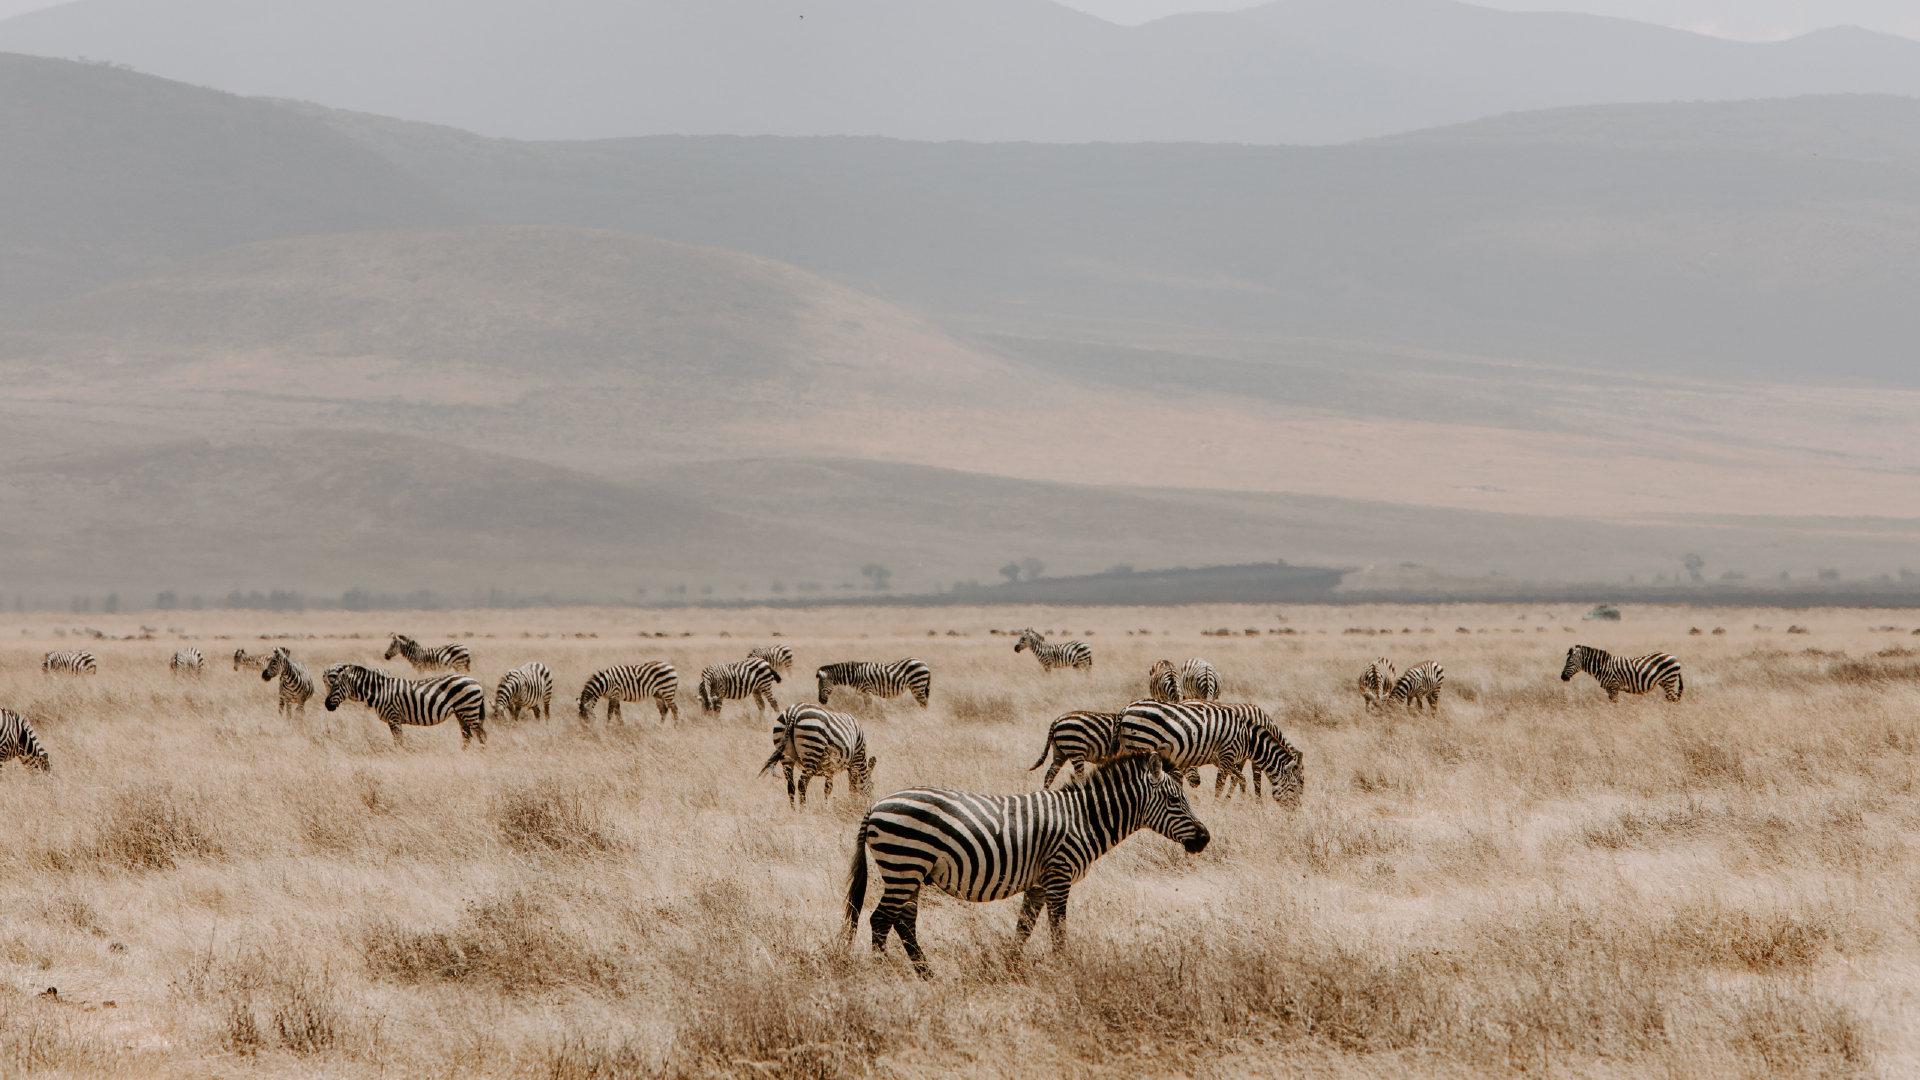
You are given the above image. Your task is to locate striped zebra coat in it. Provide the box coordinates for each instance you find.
[1358,658,1397,709]
[846,752,1210,977]
[42,651,96,675]
[1014,629,1093,672]
[324,663,487,747]
[1116,699,1306,805]
[748,644,795,677]
[1562,646,1684,703]
[817,659,932,708]
[0,709,50,771]
[384,634,473,673]
[260,647,315,717]
[578,662,679,725]
[494,661,554,722]
[1150,658,1218,702]
[759,704,874,808]
[1374,661,1444,712]
[233,648,269,672]
[171,648,205,675]
[698,658,781,716]
[1029,710,1123,788]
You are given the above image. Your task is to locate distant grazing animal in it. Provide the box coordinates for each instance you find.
[42,651,96,676]
[1014,629,1093,672]
[1374,661,1445,712]
[0,709,50,772]
[845,752,1209,977]
[578,662,679,724]
[816,659,932,708]
[748,644,795,677]
[324,663,486,747]
[1116,700,1305,804]
[170,648,205,675]
[759,704,874,808]
[698,658,781,717]
[494,662,554,722]
[1561,646,1683,703]
[1358,657,1397,708]
[260,647,315,717]
[1029,710,1124,788]
[383,634,472,673]
[233,648,269,672]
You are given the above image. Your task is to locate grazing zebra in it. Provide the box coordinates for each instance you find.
[1358,657,1397,709]
[494,661,554,722]
[1029,709,1124,788]
[845,752,1210,977]
[0,709,50,771]
[41,651,96,675]
[758,704,875,808]
[383,634,473,673]
[816,659,932,708]
[233,648,269,672]
[1150,657,1218,700]
[324,663,486,747]
[1373,660,1445,712]
[260,647,315,717]
[1116,699,1306,804]
[1561,646,1684,703]
[1148,660,1181,703]
[170,648,205,675]
[578,662,679,725]
[1014,629,1093,672]
[748,644,795,677]
[698,658,781,717]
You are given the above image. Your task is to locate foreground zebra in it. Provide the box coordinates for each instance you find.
[1117,699,1305,804]
[42,651,96,675]
[494,661,554,722]
[260,647,315,717]
[1014,629,1093,672]
[1372,660,1444,712]
[170,648,205,675]
[384,634,473,673]
[1149,658,1218,702]
[1358,657,1397,709]
[578,662,679,725]
[846,752,1210,977]
[748,644,795,676]
[817,659,932,708]
[324,663,487,747]
[1029,709,1122,788]
[1562,646,1684,703]
[759,704,874,807]
[233,648,269,673]
[698,658,781,717]
[0,709,50,771]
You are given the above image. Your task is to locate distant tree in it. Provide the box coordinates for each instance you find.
[859,564,893,592]
[70,595,91,614]
[188,595,205,611]
[1000,562,1023,585]
[1682,553,1706,583]
[102,593,120,614]
[1019,558,1047,582]
[771,581,787,595]
[700,585,714,597]
[1719,571,1747,582]
[155,591,179,610]
[1817,568,1842,582]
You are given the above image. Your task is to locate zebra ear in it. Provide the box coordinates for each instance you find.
[1144,753,1166,778]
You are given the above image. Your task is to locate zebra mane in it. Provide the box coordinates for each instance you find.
[1068,751,1168,789]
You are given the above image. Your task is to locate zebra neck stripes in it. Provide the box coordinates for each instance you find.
[1563,646,1684,702]
[0,709,50,771]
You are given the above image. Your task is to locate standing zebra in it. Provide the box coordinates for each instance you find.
[0,709,50,771]
[233,648,269,673]
[759,704,875,808]
[1116,699,1306,804]
[42,651,97,675]
[698,658,781,717]
[845,752,1210,977]
[1150,658,1218,701]
[1561,646,1684,703]
[1372,661,1445,712]
[578,662,679,725]
[494,661,554,722]
[1028,709,1123,788]
[748,644,795,677]
[1358,657,1397,709]
[816,659,932,708]
[260,647,315,717]
[324,663,487,747]
[170,648,205,675]
[384,634,473,673]
[1014,629,1093,672]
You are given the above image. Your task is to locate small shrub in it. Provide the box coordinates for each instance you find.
[495,786,618,855]
[89,785,222,870]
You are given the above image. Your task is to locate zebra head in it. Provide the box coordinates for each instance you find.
[322,662,359,711]
[1099,752,1210,854]
[1562,646,1590,681]
[384,635,414,662]
[849,752,877,798]
[1013,629,1041,654]
[1251,724,1306,807]
[261,647,287,683]
[576,688,598,721]
[815,666,834,704]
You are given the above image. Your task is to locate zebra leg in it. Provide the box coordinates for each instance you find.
[797,771,811,807]
[1041,755,1065,788]
[1607,688,1620,703]
[387,721,405,745]
[1070,760,1087,784]
[1045,879,1072,952]
[784,764,796,808]
[608,700,623,725]
[1013,886,1046,948]
[822,773,833,801]
[894,900,931,978]
[1214,765,1228,799]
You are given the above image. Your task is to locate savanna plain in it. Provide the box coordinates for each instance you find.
[0,604,1915,1078]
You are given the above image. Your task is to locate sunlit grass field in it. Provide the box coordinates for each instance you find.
[0,603,1915,1077]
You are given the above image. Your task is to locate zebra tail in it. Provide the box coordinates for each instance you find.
[844,820,870,943]
[757,745,786,777]
[1027,729,1054,772]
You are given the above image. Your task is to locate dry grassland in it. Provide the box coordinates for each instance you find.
[0,604,1915,1078]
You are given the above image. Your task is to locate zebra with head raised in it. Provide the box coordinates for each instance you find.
[845,751,1210,977]
[0,710,50,772]
[384,634,472,673]
[1371,660,1444,712]
[42,651,97,676]
[1358,657,1397,709]
[1116,699,1305,805]
[494,661,554,722]
[260,647,315,717]
[748,644,795,677]
[698,657,781,717]
[816,659,931,708]
[170,648,205,676]
[759,704,875,808]
[324,663,486,747]
[1014,629,1093,673]
[1028,709,1123,788]
[578,662,679,725]
[233,648,269,673]
[1562,646,1683,703]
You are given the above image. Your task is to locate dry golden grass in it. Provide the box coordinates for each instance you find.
[0,604,1916,1077]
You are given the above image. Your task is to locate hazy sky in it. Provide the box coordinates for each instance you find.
[1059,0,1920,39]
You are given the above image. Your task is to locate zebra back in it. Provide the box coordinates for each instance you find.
[0,709,50,771]
[760,704,872,791]
[1148,660,1180,703]
[578,662,677,717]
[1386,661,1445,706]
[748,644,795,676]
[1117,699,1304,801]
[42,651,97,675]
[171,648,205,674]
[1179,658,1219,700]
[815,658,931,706]
[698,657,781,712]
[495,661,554,717]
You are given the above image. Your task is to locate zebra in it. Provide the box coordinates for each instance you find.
[1151,658,1218,701]
[1116,699,1305,804]
[233,648,269,672]
[170,648,205,675]
[1014,628,1093,672]
[845,752,1210,977]
[578,662,679,725]
[697,658,781,717]
[758,704,875,808]
[324,663,487,747]
[1373,660,1445,711]
[1148,660,1180,703]
[260,647,315,717]
[1028,709,1123,788]
[0,709,50,771]
[1561,646,1683,703]
[383,634,472,673]
[494,661,554,722]
[816,659,932,708]
[1358,657,1397,709]
[42,651,96,675]
[748,644,795,677]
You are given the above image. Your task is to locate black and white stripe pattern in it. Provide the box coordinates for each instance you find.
[42,651,97,675]
[1358,657,1397,709]
[748,644,795,677]
[0,709,50,771]
[1028,709,1123,788]
[1374,660,1445,711]
[1116,699,1305,804]
[1151,658,1218,701]
[816,659,932,708]
[845,752,1210,977]
[494,661,554,722]
[578,662,679,725]
[324,663,487,747]
[1562,646,1683,703]
[383,634,473,673]
[233,648,269,673]
[1148,660,1181,703]
[1014,628,1093,672]
[698,658,781,716]
[260,647,315,717]
[170,648,205,675]
[758,704,874,808]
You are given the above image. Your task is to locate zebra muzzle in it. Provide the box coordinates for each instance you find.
[1182,826,1211,854]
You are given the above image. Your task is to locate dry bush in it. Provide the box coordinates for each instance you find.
[81,782,223,870]
[363,890,625,994]
[495,783,620,855]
